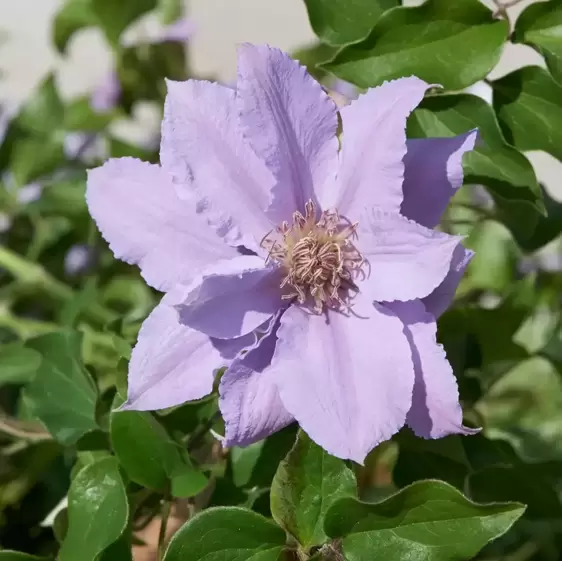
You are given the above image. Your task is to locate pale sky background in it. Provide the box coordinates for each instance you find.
[0,0,560,197]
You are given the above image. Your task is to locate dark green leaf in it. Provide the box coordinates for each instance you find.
[270,431,356,549]
[325,480,526,561]
[408,93,544,239]
[92,0,157,47]
[64,97,115,131]
[0,554,52,561]
[111,395,207,495]
[324,0,508,90]
[23,330,98,445]
[292,43,340,81]
[163,507,286,561]
[53,0,97,54]
[514,0,562,83]
[0,343,41,385]
[59,457,128,561]
[493,66,562,161]
[304,0,398,45]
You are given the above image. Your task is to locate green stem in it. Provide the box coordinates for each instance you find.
[0,246,115,325]
[157,499,172,561]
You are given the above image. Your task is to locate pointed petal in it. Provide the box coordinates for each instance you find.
[358,209,462,302]
[423,245,474,319]
[236,44,339,222]
[387,300,479,438]
[173,255,283,339]
[220,313,294,446]
[161,79,275,250]
[87,158,237,291]
[271,298,414,463]
[328,77,432,216]
[401,131,479,228]
[123,295,223,411]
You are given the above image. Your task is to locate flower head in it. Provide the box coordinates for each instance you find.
[87,43,479,462]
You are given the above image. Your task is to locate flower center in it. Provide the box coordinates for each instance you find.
[261,200,365,312]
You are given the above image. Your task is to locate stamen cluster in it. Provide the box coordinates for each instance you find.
[261,200,365,312]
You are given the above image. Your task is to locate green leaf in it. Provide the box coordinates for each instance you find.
[92,0,157,47]
[163,507,286,561]
[514,0,562,83]
[323,0,508,90]
[16,75,65,135]
[111,395,207,496]
[53,0,97,54]
[493,66,562,162]
[158,0,183,24]
[325,480,526,561]
[408,93,544,239]
[270,431,356,549]
[59,457,128,561]
[0,343,41,385]
[10,137,65,186]
[23,330,98,445]
[304,0,398,45]
[64,97,115,132]
[0,554,52,561]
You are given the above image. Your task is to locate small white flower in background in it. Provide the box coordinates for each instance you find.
[65,244,95,276]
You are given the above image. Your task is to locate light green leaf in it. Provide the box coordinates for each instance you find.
[111,395,207,496]
[493,66,562,162]
[323,0,508,90]
[23,330,98,445]
[408,93,544,240]
[325,480,526,561]
[59,457,128,561]
[514,0,562,83]
[0,343,41,385]
[158,0,183,25]
[10,137,65,186]
[304,0,398,45]
[270,431,357,549]
[163,507,286,561]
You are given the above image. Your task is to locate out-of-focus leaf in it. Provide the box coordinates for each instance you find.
[493,66,562,161]
[324,0,508,90]
[53,0,97,54]
[292,42,340,81]
[16,76,65,135]
[59,457,128,561]
[31,178,87,216]
[23,330,98,445]
[158,0,183,24]
[325,481,525,561]
[10,138,65,186]
[102,277,155,322]
[92,0,157,47]
[514,1,562,83]
[0,343,41,385]
[163,508,286,561]
[409,93,544,240]
[477,356,562,462]
[270,431,356,549]
[464,220,519,293]
[64,97,115,132]
[111,395,207,496]
[60,278,98,327]
[303,0,398,45]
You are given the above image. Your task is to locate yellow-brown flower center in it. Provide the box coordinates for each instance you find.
[261,200,365,312]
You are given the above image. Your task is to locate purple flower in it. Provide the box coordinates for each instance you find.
[87,44,479,462]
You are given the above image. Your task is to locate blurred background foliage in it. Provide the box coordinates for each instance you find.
[0,0,562,560]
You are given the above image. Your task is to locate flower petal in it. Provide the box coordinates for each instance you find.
[122,294,229,411]
[401,131,479,229]
[174,255,283,339]
[328,77,432,216]
[87,158,237,291]
[220,313,294,447]
[271,298,415,463]
[423,245,474,319]
[236,43,339,222]
[387,300,479,438]
[161,79,275,249]
[358,209,462,302]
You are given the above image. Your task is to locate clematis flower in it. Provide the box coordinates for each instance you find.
[87,44,479,462]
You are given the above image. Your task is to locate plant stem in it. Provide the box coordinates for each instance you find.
[0,415,52,442]
[157,499,172,561]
